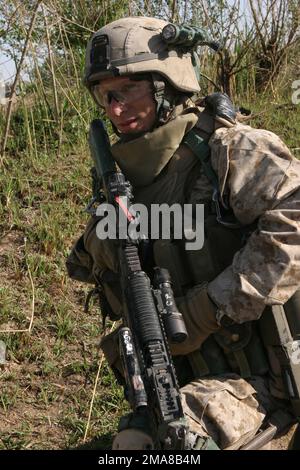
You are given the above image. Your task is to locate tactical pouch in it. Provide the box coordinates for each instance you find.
[99,278,123,320]
[66,234,95,284]
[214,322,269,379]
[100,326,125,385]
[180,322,269,382]
[180,373,266,450]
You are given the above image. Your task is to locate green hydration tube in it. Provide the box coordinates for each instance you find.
[89,119,117,183]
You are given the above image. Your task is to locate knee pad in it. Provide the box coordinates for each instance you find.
[112,428,154,450]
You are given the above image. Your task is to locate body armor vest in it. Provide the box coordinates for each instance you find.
[148,138,271,386]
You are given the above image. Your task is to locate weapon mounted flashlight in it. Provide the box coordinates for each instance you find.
[153,268,188,344]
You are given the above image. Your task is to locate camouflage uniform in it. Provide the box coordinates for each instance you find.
[67,16,300,449]
[208,124,300,322]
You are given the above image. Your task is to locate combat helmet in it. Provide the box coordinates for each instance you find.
[84,17,201,91]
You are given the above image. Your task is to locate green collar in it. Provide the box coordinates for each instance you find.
[111,112,198,187]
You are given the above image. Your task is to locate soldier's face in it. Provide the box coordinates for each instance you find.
[94,76,157,134]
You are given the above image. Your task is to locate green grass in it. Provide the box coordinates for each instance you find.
[235,88,300,152]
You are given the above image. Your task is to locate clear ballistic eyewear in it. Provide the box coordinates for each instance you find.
[91,80,153,108]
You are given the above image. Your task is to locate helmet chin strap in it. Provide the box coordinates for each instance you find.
[151,73,173,126]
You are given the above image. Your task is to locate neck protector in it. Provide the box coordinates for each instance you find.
[111,111,198,187]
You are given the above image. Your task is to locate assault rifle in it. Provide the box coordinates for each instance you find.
[89,119,189,450]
